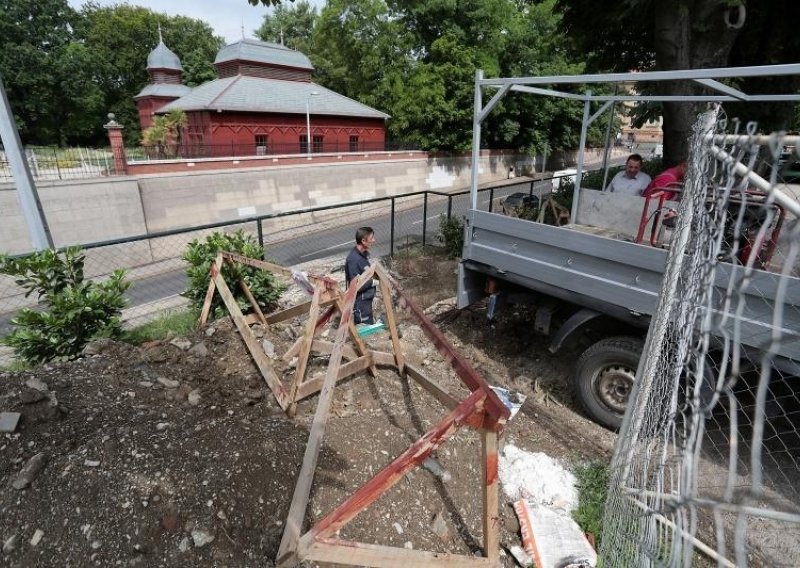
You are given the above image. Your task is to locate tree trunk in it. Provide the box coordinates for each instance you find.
[653,1,742,166]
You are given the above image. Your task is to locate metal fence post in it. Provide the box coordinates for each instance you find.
[390,197,396,257]
[257,219,265,259]
[488,188,494,212]
[422,192,428,247]
[54,148,62,180]
[447,196,453,220]
[529,180,535,196]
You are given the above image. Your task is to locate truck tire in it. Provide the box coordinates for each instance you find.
[572,336,644,430]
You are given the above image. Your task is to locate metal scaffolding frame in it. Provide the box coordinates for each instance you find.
[469,63,800,223]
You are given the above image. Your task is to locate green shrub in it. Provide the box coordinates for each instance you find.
[437,214,465,258]
[0,247,130,364]
[182,230,285,320]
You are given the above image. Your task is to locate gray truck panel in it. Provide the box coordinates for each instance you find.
[460,210,800,361]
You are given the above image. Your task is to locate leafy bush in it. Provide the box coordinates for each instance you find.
[437,214,465,258]
[0,247,130,364]
[182,230,285,320]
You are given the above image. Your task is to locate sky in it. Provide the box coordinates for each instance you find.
[67,0,326,45]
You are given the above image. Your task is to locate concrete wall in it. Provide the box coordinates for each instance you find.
[0,151,523,258]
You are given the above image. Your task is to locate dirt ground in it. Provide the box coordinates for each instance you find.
[0,250,616,567]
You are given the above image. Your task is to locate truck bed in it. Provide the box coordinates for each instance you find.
[458,209,800,361]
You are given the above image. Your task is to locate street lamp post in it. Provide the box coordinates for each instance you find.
[305,91,319,157]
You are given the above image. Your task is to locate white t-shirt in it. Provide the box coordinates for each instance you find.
[605,170,651,195]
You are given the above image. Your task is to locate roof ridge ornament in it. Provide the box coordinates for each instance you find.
[158,23,163,44]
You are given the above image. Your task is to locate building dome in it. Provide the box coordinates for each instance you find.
[147,40,182,71]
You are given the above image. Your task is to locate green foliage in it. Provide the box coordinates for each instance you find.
[572,461,610,547]
[254,0,318,53]
[181,231,286,320]
[437,214,465,258]
[0,247,130,364]
[123,309,199,345]
[142,110,188,157]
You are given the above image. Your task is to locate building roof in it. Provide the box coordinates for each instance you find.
[214,38,313,71]
[156,76,390,119]
[134,83,194,100]
[147,40,182,71]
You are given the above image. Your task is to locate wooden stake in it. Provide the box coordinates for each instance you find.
[336,297,378,377]
[481,429,500,564]
[376,266,405,375]
[238,278,267,325]
[287,285,322,416]
[212,270,290,409]
[276,265,376,565]
[199,253,222,325]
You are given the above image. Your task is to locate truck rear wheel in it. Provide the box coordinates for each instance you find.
[572,336,644,430]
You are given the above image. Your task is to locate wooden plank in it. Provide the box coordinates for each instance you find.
[391,280,509,428]
[337,297,378,377]
[370,350,397,367]
[287,286,322,416]
[212,271,290,410]
[303,538,493,568]
[295,355,374,401]
[481,429,500,564]
[198,254,222,325]
[267,300,313,325]
[244,313,260,325]
[221,251,339,291]
[310,340,359,361]
[238,278,267,325]
[301,389,487,544]
[376,265,405,374]
[405,364,459,411]
[280,304,338,361]
[276,264,377,566]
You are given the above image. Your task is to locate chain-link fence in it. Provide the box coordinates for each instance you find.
[0,177,567,363]
[602,110,800,566]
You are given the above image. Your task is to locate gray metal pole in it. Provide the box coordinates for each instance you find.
[570,92,592,224]
[469,70,483,211]
[601,86,618,192]
[0,74,52,250]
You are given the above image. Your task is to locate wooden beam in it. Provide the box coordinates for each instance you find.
[238,279,268,325]
[280,303,338,361]
[338,297,378,377]
[310,339,359,361]
[221,251,338,292]
[370,350,398,367]
[276,264,377,566]
[267,299,336,325]
[295,354,374,400]
[300,389,487,544]
[287,285,322,416]
[198,254,222,325]
[388,275,509,428]
[481,429,500,564]
[377,269,405,374]
[212,270,290,410]
[405,364,459,411]
[303,538,494,568]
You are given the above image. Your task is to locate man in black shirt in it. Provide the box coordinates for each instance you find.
[344,226,377,324]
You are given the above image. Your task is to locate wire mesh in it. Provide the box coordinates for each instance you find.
[602,109,800,566]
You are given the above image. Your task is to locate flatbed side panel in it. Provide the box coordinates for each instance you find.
[462,210,800,361]
[465,210,667,315]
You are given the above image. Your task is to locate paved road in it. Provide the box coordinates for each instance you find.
[5,169,628,336]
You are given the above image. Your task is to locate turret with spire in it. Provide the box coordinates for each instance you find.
[134,26,192,129]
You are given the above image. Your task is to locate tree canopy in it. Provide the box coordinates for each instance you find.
[0,0,222,146]
[556,0,800,165]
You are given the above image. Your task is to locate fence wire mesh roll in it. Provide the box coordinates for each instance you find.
[602,110,800,566]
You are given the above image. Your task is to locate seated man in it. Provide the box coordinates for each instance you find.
[643,161,687,201]
[605,154,651,195]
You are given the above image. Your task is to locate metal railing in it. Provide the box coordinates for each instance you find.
[0,174,573,342]
[0,146,114,181]
[127,140,422,162]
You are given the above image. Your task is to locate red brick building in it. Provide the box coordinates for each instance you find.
[134,37,389,157]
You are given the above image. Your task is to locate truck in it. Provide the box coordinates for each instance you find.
[457,66,800,429]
